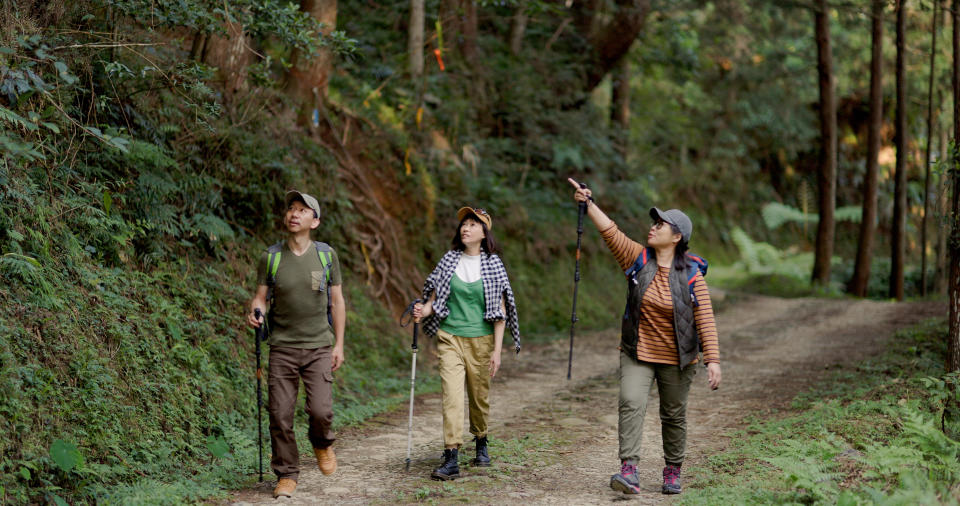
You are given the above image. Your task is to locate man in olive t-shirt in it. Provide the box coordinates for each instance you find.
[246,190,346,499]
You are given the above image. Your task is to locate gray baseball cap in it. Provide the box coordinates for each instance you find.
[650,207,692,243]
[285,190,321,219]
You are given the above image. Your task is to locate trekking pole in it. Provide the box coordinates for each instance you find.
[400,298,422,471]
[254,308,265,482]
[567,182,587,380]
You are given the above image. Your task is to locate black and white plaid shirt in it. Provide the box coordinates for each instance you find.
[421,249,521,353]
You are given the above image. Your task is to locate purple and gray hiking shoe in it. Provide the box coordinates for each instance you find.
[610,461,641,494]
[662,464,682,494]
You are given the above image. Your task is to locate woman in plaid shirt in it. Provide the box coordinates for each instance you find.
[412,206,520,481]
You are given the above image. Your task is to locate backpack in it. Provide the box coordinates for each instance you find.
[624,248,709,306]
[265,241,335,325]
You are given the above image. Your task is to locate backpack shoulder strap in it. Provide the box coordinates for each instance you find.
[314,242,334,282]
[266,242,283,286]
[624,247,650,278]
[685,253,708,307]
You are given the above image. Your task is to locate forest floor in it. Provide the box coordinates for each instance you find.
[229,293,945,505]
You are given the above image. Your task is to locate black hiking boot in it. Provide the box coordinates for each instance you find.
[431,448,460,480]
[471,436,491,467]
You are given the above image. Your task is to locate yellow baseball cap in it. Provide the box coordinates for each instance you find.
[456,206,492,229]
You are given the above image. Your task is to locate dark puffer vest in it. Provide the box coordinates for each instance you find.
[620,256,699,368]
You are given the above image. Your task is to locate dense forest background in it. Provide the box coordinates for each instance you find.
[1,0,957,503]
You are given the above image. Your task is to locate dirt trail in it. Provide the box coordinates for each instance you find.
[230,295,944,505]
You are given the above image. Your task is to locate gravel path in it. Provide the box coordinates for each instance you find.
[229,294,945,505]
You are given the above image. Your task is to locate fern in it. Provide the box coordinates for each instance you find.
[764,438,843,502]
[762,202,862,230]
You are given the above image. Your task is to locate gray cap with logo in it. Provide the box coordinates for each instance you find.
[650,207,693,244]
[285,190,321,219]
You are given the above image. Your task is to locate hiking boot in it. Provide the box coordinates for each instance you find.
[610,461,641,494]
[314,446,337,475]
[662,464,682,494]
[431,448,460,480]
[472,436,491,467]
[273,478,296,498]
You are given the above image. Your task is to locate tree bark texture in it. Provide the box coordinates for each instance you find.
[849,0,884,297]
[921,0,940,296]
[890,0,907,300]
[408,0,425,79]
[575,0,651,92]
[286,0,337,128]
[461,0,479,63]
[812,0,837,286]
[203,21,252,100]
[947,0,960,371]
[509,7,528,55]
[611,56,631,156]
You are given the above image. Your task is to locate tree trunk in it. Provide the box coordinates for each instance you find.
[937,113,950,294]
[509,6,528,55]
[439,0,461,55]
[189,31,206,62]
[286,0,337,128]
[890,0,908,300]
[203,20,252,101]
[812,0,837,286]
[460,0,479,63]
[947,0,960,371]
[611,56,631,156]
[577,0,651,92]
[922,0,940,296]
[408,0,425,79]
[849,0,884,297]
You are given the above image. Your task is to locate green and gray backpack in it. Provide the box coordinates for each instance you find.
[265,241,335,326]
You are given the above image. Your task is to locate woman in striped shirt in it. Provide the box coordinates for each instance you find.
[568,178,721,496]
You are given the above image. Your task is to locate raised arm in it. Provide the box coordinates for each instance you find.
[568,178,645,271]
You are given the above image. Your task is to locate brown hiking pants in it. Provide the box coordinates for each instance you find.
[268,345,335,480]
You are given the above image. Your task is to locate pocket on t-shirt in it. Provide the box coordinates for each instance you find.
[311,270,327,291]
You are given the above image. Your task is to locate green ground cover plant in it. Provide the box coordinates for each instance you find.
[679,318,960,505]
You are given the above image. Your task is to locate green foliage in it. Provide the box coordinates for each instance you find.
[679,319,960,505]
[49,440,83,473]
[762,202,862,230]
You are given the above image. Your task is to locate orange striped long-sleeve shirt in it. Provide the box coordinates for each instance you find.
[599,221,720,365]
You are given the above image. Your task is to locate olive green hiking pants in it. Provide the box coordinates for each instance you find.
[618,351,698,465]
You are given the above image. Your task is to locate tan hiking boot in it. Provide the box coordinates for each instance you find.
[273,478,296,498]
[314,446,337,475]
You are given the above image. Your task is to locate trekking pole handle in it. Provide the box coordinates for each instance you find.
[400,298,423,351]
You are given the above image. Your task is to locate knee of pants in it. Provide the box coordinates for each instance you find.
[659,407,687,426]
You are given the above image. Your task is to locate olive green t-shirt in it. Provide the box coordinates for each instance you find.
[256,241,342,348]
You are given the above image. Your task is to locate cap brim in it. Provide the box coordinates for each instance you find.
[285,191,305,207]
[456,207,491,229]
[650,207,669,224]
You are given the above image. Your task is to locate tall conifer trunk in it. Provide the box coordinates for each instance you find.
[890,0,908,301]
[849,0,885,297]
[921,1,940,296]
[408,0,425,79]
[812,0,837,286]
[947,0,960,371]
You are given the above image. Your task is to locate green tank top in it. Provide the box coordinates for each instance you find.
[440,274,493,337]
